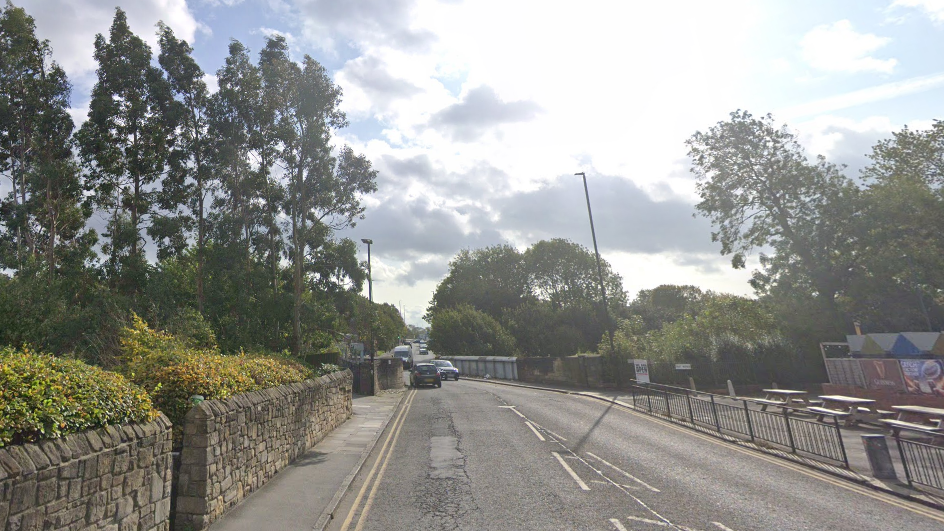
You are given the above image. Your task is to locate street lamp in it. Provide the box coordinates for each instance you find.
[575,172,619,383]
[361,238,374,394]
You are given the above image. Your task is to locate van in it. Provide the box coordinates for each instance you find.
[393,345,412,369]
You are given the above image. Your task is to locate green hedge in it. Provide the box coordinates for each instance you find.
[0,348,158,447]
[117,316,320,445]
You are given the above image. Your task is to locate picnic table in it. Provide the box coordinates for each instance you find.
[811,395,893,427]
[880,405,944,437]
[753,389,811,411]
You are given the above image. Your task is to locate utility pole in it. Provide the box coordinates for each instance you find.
[362,238,374,394]
[576,172,619,385]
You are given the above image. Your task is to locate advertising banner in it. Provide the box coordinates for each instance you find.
[633,359,650,383]
[858,359,906,392]
[900,359,944,395]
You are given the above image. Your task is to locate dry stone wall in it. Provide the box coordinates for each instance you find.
[0,415,174,531]
[174,370,352,531]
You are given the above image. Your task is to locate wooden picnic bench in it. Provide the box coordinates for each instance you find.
[880,405,944,438]
[816,395,887,426]
[755,389,811,412]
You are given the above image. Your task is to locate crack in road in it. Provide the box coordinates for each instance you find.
[416,399,478,530]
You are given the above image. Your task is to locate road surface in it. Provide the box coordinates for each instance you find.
[328,378,944,531]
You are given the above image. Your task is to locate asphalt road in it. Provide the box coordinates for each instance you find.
[328,378,944,531]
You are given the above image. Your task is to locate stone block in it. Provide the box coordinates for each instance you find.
[150,471,164,504]
[118,512,139,531]
[124,469,145,494]
[175,495,207,514]
[84,431,104,452]
[38,440,61,466]
[9,507,43,531]
[0,449,23,479]
[154,496,170,523]
[21,444,49,471]
[86,491,108,522]
[10,479,38,514]
[53,438,74,462]
[59,460,80,479]
[115,495,134,519]
[6,446,37,477]
[36,478,58,504]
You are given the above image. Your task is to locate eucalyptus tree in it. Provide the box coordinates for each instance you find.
[263,35,378,354]
[0,1,86,274]
[686,110,862,333]
[76,8,174,291]
[154,22,211,311]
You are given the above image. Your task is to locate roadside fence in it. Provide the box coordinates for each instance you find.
[894,436,944,493]
[628,380,848,467]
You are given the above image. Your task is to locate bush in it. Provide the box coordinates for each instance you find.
[0,347,158,447]
[116,317,319,445]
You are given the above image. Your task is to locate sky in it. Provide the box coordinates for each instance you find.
[12,0,944,326]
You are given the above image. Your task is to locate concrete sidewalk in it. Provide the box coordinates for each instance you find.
[207,390,405,531]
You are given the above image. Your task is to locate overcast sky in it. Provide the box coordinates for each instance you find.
[13,0,944,325]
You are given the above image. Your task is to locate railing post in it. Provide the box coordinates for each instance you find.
[630,385,637,408]
[783,408,796,454]
[709,394,721,433]
[743,400,755,442]
[833,415,849,468]
[894,434,913,487]
[663,388,672,418]
[685,388,695,425]
[645,384,653,413]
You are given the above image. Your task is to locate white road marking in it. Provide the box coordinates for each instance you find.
[525,421,546,441]
[502,406,526,418]
[624,515,669,526]
[545,430,567,441]
[711,523,736,531]
[552,451,591,491]
[609,518,629,531]
[586,452,661,492]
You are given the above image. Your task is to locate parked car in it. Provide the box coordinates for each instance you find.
[431,359,459,380]
[410,363,442,388]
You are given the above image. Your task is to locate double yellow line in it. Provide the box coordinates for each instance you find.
[596,396,944,524]
[339,388,417,531]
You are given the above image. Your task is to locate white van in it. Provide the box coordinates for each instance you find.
[393,345,412,369]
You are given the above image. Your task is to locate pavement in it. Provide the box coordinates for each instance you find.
[207,390,406,531]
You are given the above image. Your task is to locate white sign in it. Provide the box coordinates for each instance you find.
[633,359,650,383]
[675,363,692,370]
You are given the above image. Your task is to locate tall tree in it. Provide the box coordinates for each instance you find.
[0,1,87,274]
[76,8,173,292]
[427,244,530,322]
[154,22,212,311]
[686,110,862,334]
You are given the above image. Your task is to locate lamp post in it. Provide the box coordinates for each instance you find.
[362,238,374,394]
[575,172,619,383]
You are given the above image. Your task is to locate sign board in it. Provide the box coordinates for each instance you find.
[900,359,944,395]
[859,359,906,392]
[633,359,650,383]
[675,363,692,370]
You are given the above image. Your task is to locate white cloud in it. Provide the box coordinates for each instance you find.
[777,72,944,118]
[891,0,944,23]
[799,20,896,74]
[19,0,205,81]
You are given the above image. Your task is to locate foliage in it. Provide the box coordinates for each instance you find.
[115,316,314,440]
[687,110,861,336]
[0,346,157,447]
[428,239,626,358]
[429,304,517,357]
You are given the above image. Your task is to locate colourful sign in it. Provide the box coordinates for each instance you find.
[900,359,944,396]
[859,359,906,392]
[633,359,650,383]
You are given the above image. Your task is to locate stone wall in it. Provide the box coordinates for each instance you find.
[0,415,174,531]
[518,355,604,388]
[174,371,353,531]
[375,357,404,392]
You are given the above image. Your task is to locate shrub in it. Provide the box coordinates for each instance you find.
[0,347,158,447]
[116,317,320,446]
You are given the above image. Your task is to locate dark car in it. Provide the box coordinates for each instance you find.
[431,359,459,380]
[410,363,442,388]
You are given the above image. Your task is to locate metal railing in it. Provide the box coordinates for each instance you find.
[895,436,944,492]
[628,381,848,467]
